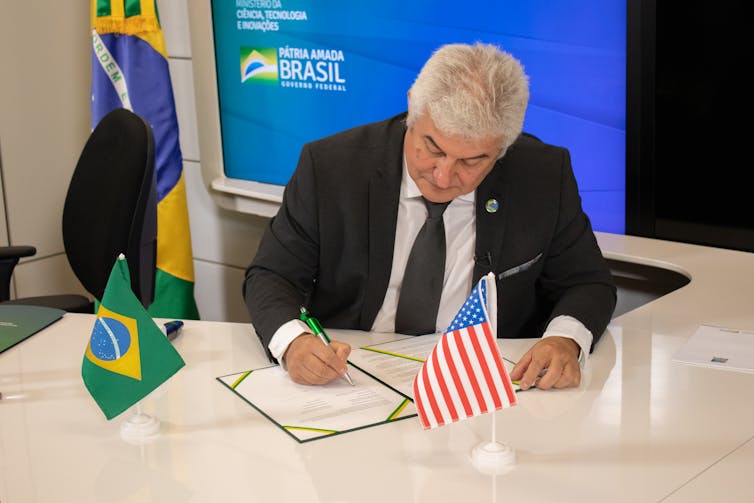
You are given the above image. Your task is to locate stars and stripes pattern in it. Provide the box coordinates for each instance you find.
[412,272,517,429]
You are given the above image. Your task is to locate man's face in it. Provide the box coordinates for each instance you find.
[404,112,503,203]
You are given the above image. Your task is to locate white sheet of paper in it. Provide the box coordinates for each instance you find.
[672,324,754,373]
[217,364,415,442]
[348,335,440,398]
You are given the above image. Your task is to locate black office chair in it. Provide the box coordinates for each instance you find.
[0,245,90,311]
[0,108,157,311]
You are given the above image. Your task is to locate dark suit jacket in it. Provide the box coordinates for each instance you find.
[244,112,616,360]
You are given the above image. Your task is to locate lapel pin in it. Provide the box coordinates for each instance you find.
[485,198,499,213]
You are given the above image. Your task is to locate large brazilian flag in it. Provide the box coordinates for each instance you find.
[82,255,185,420]
[90,0,199,319]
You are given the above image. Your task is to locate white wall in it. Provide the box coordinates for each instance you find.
[0,3,92,300]
[0,0,266,323]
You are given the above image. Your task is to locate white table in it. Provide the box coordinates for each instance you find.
[1,233,753,502]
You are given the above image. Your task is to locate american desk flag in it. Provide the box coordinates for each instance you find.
[90,0,199,319]
[413,273,517,429]
[82,255,185,420]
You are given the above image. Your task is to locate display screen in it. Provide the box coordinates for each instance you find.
[211,0,626,232]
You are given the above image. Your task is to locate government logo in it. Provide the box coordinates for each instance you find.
[241,47,278,84]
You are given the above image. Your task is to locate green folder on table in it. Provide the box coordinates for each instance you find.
[0,305,65,353]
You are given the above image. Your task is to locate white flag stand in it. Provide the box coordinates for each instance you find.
[120,402,160,443]
[470,410,516,474]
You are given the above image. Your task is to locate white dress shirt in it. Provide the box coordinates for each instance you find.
[371,158,475,333]
[268,157,592,366]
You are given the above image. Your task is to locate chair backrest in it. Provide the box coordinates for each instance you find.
[62,108,157,309]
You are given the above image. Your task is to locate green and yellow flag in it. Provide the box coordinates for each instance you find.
[82,255,185,420]
[91,0,199,319]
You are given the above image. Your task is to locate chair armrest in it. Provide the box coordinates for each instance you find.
[0,245,37,260]
[0,246,37,301]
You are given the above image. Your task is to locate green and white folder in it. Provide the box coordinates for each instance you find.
[217,363,415,443]
[0,305,65,353]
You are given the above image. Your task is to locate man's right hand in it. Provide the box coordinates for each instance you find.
[283,333,352,385]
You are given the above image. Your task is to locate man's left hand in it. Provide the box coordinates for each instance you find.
[509,336,581,390]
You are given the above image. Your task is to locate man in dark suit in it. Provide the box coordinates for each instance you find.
[244,43,616,390]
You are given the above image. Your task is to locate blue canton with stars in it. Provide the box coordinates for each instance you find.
[447,279,489,332]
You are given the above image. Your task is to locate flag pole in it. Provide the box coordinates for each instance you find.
[469,273,516,474]
[473,272,515,474]
[491,409,496,444]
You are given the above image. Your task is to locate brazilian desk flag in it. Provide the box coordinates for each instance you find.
[82,255,185,420]
[90,0,199,320]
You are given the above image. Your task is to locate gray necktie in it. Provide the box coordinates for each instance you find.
[395,198,450,335]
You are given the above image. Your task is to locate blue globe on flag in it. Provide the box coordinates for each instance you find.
[90,317,132,361]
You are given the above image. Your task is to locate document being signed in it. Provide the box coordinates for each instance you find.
[348,335,521,399]
[347,335,440,398]
[217,363,414,442]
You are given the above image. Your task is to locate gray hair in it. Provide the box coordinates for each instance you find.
[406,43,530,153]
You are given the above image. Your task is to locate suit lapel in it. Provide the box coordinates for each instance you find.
[474,159,509,283]
[360,122,404,329]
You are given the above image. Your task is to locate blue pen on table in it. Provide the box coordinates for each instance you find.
[163,320,184,341]
[299,307,355,386]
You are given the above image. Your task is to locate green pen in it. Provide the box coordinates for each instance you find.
[299,307,355,386]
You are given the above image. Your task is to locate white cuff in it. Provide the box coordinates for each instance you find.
[542,315,593,367]
[268,319,311,370]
